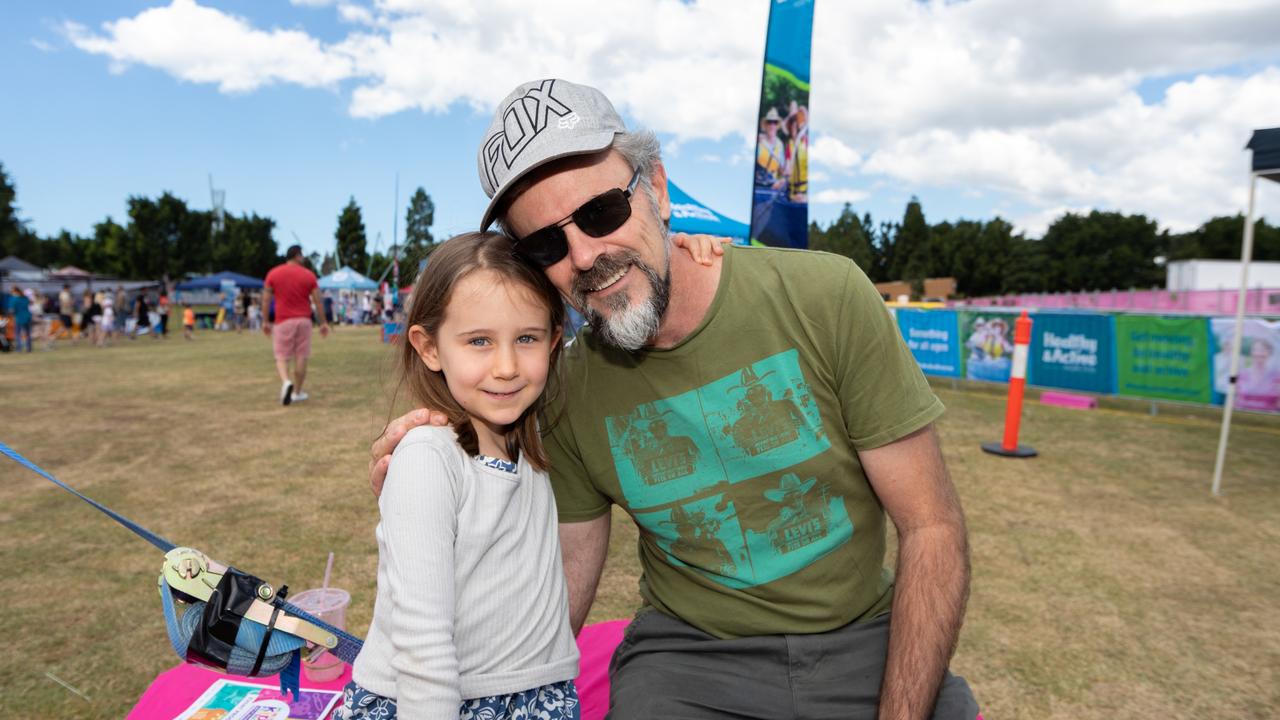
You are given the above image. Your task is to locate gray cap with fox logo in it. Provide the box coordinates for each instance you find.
[477,78,626,231]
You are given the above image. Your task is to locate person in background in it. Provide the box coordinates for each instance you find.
[99,291,115,347]
[8,286,32,353]
[240,289,253,334]
[84,290,102,345]
[29,290,46,349]
[263,244,330,405]
[323,291,335,326]
[133,292,151,339]
[183,302,196,341]
[114,286,127,335]
[360,290,373,324]
[57,284,74,345]
[157,290,170,338]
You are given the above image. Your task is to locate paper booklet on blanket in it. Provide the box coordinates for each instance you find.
[172,679,342,720]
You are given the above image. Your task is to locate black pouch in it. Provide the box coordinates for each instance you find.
[185,567,262,669]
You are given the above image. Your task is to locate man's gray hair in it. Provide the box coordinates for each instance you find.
[497,129,664,237]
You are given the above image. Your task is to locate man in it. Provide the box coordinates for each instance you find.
[370,79,977,719]
[263,245,329,405]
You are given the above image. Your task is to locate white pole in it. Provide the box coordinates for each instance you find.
[1211,173,1259,496]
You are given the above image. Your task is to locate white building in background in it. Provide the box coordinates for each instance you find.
[1166,259,1280,291]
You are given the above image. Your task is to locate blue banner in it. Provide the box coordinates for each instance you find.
[897,309,960,377]
[1027,313,1116,394]
[750,0,814,249]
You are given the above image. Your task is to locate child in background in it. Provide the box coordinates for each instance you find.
[182,303,196,340]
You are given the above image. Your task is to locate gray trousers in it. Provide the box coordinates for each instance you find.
[607,610,979,720]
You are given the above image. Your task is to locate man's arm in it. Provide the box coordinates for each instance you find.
[559,514,610,635]
[261,286,273,336]
[311,287,330,336]
[859,423,969,720]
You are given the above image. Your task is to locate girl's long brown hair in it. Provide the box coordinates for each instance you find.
[397,231,565,470]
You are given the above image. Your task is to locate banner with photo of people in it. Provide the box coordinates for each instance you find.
[959,311,1018,383]
[1210,318,1280,412]
[749,0,813,249]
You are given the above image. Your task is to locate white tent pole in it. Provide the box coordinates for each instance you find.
[1211,172,1259,496]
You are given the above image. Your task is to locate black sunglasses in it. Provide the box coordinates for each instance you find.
[513,168,642,267]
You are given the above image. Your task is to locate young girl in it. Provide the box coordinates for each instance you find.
[340,231,578,720]
[342,230,728,719]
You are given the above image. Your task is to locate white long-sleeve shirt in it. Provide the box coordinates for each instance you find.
[352,426,579,718]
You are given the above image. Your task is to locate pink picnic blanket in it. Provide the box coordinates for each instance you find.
[127,619,628,719]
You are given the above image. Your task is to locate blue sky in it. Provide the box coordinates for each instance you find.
[3,1,1279,262]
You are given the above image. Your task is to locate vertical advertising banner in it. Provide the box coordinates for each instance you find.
[959,311,1018,383]
[1028,313,1116,394]
[897,309,960,377]
[749,0,814,249]
[1115,315,1213,404]
[1210,318,1280,413]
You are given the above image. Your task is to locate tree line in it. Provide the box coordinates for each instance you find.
[810,198,1280,298]
[0,162,437,286]
[6,161,1276,297]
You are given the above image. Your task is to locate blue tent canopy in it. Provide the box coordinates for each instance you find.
[667,180,750,242]
[174,271,263,291]
[318,266,378,291]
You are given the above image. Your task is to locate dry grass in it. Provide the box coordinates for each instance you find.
[1,328,1277,718]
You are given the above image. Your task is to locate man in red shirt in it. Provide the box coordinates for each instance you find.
[263,245,330,405]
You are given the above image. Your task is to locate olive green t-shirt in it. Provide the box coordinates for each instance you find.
[545,245,943,639]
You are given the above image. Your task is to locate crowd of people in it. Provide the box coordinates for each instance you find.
[1,283,177,351]
[1,280,402,354]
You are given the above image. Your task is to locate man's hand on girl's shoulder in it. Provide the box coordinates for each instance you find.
[368,408,451,497]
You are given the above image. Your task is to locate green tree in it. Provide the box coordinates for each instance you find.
[808,204,875,274]
[1041,211,1162,291]
[0,162,43,263]
[888,197,931,291]
[335,197,369,272]
[1165,215,1280,263]
[0,162,20,257]
[212,213,279,277]
[125,193,211,279]
[400,187,436,285]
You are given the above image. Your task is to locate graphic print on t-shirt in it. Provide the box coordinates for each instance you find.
[606,349,852,588]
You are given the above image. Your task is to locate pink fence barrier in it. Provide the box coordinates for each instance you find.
[955,287,1280,315]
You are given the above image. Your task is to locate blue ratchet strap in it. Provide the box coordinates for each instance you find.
[1,440,176,553]
[3,440,364,672]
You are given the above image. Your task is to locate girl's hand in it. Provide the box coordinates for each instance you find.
[673,233,732,266]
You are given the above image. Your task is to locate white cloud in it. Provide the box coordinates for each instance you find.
[63,0,353,92]
[813,189,870,205]
[810,135,861,171]
[338,4,375,25]
[61,0,1280,231]
[30,38,55,52]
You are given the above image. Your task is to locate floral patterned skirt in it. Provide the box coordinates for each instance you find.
[335,679,579,720]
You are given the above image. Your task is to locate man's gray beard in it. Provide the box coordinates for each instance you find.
[571,248,671,352]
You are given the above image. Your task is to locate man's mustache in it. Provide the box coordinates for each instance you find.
[571,250,644,300]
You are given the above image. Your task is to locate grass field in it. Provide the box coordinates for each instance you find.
[2,327,1278,719]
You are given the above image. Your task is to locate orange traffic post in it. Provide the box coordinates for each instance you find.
[982,310,1038,458]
